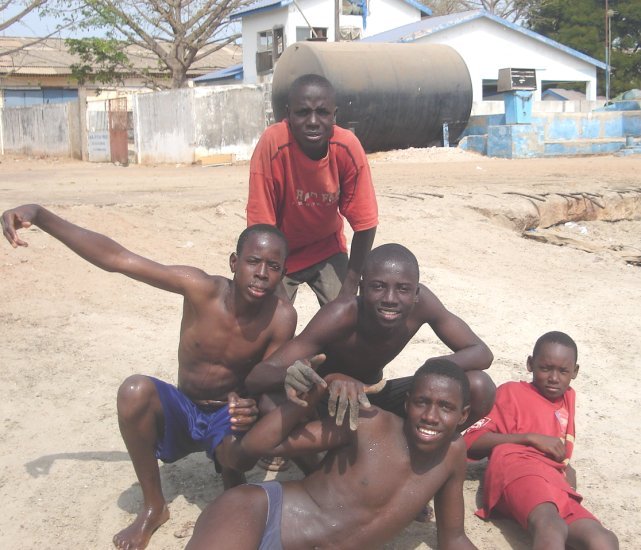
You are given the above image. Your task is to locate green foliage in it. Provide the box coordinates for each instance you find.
[528,0,641,96]
[66,37,130,86]
[61,1,247,88]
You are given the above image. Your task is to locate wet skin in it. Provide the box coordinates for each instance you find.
[188,374,476,550]
[1,205,297,550]
[246,258,494,417]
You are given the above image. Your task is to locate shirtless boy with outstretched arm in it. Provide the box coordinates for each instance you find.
[246,243,495,430]
[1,205,296,550]
[188,359,478,550]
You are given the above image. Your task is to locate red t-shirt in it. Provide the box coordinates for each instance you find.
[247,120,378,273]
[463,381,578,519]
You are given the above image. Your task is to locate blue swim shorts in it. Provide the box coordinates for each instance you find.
[150,377,233,463]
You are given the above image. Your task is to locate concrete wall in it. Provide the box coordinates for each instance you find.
[460,110,641,158]
[471,100,603,116]
[414,18,599,103]
[133,84,266,164]
[0,102,81,158]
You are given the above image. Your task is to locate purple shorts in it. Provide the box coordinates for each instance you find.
[151,377,233,463]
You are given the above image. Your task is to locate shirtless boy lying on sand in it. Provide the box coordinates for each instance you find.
[246,243,495,431]
[1,204,296,550]
[188,359,478,550]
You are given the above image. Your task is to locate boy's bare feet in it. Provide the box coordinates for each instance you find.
[113,504,169,550]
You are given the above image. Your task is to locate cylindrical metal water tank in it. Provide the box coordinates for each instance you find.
[272,42,473,152]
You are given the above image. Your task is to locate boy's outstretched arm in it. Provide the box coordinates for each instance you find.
[244,299,355,394]
[418,286,493,372]
[434,441,478,550]
[218,370,354,471]
[2,204,204,295]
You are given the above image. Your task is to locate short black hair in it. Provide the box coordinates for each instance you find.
[363,243,420,281]
[287,73,335,104]
[411,358,470,408]
[236,224,288,257]
[532,331,578,363]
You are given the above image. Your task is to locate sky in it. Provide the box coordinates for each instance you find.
[2,5,103,38]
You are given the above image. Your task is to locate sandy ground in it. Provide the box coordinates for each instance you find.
[1,150,640,549]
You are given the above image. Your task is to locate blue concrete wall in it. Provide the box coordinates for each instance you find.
[459,110,641,158]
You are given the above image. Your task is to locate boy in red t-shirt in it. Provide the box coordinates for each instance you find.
[463,331,618,550]
[247,73,378,306]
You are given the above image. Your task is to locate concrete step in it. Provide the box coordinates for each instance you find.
[616,146,641,157]
[544,138,626,157]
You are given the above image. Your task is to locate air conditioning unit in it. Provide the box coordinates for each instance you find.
[256,50,273,74]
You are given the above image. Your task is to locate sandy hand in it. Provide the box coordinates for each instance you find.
[227,392,258,433]
[327,375,386,431]
[284,354,327,406]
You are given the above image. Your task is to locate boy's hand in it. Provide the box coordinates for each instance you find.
[284,354,327,406]
[227,392,258,433]
[325,375,386,431]
[527,433,567,462]
[1,204,39,248]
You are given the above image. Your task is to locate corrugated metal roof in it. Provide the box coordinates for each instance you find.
[361,9,607,70]
[194,63,244,82]
[0,37,242,77]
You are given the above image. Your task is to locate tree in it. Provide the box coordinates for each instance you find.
[425,0,541,22]
[65,0,251,89]
[0,0,45,33]
[528,0,641,96]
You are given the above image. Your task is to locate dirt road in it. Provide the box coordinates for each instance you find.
[1,151,639,549]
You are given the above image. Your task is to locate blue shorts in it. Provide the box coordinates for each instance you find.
[250,481,284,550]
[151,377,233,463]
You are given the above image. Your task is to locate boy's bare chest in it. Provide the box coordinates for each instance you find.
[180,308,272,365]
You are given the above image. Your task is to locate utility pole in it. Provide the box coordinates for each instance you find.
[605,0,610,102]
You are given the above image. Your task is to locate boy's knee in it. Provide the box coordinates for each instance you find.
[528,503,567,539]
[117,374,157,411]
[588,527,619,550]
[467,370,496,418]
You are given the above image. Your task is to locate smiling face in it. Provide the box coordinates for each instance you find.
[404,374,469,453]
[527,341,579,401]
[230,232,287,303]
[286,82,337,160]
[360,258,419,329]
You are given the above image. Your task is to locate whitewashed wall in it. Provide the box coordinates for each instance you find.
[414,18,599,102]
[132,84,266,164]
[1,102,81,158]
[239,0,424,84]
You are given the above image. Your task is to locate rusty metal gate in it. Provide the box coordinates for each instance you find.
[108,97,128,165]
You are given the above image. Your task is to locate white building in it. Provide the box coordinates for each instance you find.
[230,0,431,84]
[362,10,607,102]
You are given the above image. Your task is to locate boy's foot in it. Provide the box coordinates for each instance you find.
[258,456,290,472]
[414,504,433,523]
[113,504,169,549]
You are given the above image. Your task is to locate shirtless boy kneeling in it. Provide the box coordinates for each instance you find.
[189,359,478,550]
[1,205,296,550]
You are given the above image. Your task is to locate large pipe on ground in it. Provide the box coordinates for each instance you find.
[272,41,472,152]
